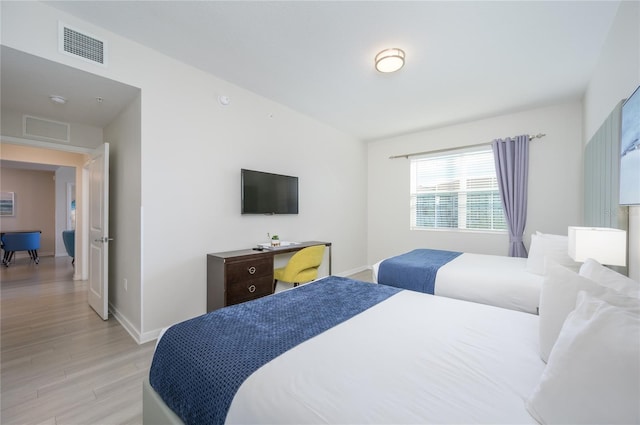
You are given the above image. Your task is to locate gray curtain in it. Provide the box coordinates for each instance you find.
[492,135,529,257]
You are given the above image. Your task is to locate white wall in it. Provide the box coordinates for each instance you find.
[0,168,56,256]
[1,2,368,341]
[583,2,640,143]
[54,166,75,256]
[367,102,583,265]
[104,94,142,338]
[1,108,104,148]
[583,0,640,281]
[138,71,367,340]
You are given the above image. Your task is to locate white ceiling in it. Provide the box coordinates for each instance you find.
[4,1,621,142]
[1,45,139,171]
[1,46,140,129]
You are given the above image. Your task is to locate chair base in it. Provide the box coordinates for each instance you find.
[2,250,39,267]
[273,279,305,293]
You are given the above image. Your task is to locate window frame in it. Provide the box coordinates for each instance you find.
[409,145,508,233]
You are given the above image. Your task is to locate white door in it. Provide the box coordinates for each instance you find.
[87,143,110,320]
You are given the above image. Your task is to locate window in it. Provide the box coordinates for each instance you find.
[410,147,507,231]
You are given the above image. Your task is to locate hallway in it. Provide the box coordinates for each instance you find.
[1,256,154,424]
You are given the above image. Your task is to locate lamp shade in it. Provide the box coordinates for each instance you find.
[568,226,627,266]
[375,48,405,73]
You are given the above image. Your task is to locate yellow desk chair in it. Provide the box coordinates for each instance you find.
[273,245,326,291]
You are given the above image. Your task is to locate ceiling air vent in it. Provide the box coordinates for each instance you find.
[23,115,70,143]
[59,22,107,66]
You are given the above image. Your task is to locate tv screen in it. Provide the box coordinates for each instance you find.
[241,169,299,214]
[620,85,640,205]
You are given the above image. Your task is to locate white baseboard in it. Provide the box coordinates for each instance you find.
[140,327,163,344]
[110,302,163,344]
[109,302,144,344]
[110,264,374,347]
[335,264,371,277]
[11,251,55,259]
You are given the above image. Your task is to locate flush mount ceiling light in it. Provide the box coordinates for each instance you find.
[49,95,67,105]
[375,48,405,73]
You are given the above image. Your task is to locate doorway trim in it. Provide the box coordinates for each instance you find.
[2,135,93,154]
[1,135,93,280]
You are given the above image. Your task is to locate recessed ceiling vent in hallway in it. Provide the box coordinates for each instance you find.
[23,115,70,143]
[59,22,107,66]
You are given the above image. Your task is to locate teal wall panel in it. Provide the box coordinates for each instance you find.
[584,100,628,231]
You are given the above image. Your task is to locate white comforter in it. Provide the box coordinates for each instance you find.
[227,290,544,424]
[373,252,542,314]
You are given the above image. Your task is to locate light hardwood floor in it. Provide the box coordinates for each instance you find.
[1,256,373,424]
[1,256,155,425]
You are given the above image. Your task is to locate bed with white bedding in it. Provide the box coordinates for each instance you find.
[144,266,640,425]
[371,233,589,315]
[373,250,543,314]
[145,276,545,424]
[224,288,542,424]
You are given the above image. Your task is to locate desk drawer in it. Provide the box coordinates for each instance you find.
[227,276,273,305]
[226,258,273,283]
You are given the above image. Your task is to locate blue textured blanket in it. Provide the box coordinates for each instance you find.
[149,276,401,425]
[378,249,462,294]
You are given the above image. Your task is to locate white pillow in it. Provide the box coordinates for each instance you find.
[526,233,580,275]
[525,233,548,275]
[538,261,604,362]
[527,291,640,424]
[535,231,564,239]
[580,258,640,298]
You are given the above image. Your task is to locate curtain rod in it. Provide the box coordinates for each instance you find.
[389,133,546,159]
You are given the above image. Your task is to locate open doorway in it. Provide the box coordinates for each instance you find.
[0,162,76,263]
[1,45,141,325]
[0,150,85,279]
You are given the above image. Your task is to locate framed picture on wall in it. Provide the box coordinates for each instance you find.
[0,191,15,216]
[620,84,640,205]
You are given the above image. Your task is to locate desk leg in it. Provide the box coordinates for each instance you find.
[328,245,332,275]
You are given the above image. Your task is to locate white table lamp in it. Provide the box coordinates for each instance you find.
[568,226,627,266]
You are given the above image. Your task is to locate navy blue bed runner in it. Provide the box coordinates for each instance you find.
[378,249,462,294]
[149,276,401,425]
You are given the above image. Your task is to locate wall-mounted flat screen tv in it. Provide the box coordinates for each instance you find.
[620,84,640,205]
[241,169,299,214]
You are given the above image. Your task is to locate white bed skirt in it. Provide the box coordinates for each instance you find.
[372,252,542,314]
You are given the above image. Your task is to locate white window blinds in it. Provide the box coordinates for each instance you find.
[410,147,507,231]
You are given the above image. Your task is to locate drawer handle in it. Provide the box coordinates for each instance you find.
[248,284,256,293]
[248,266,256,275]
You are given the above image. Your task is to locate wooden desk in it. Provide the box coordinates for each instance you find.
[206,241,331,312]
